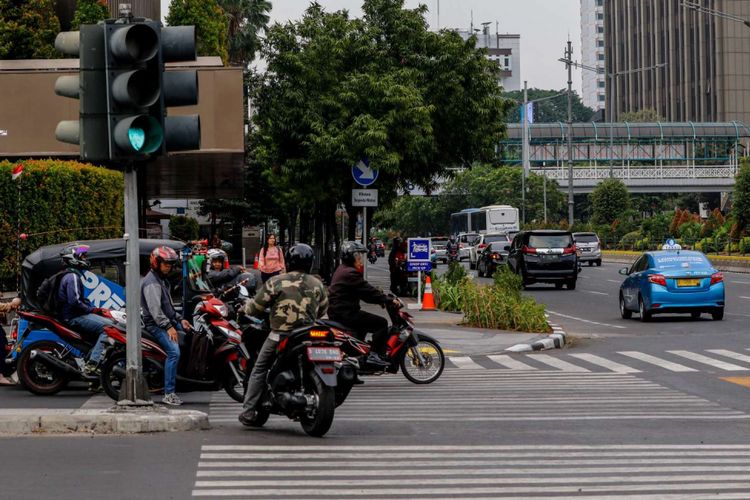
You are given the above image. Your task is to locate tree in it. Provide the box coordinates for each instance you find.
[71,0,109,28]
[503,88,594,123]
[169,215,200,241]
[0,0,60,59]
[590,178,630,225]
[732,159,750,237]
[619,108,664,122]
[166,0,229,64]
[219,0,271,65]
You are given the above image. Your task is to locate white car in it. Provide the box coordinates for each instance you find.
[469,233,511,270]
[573,232,602,266]
[458,233,479,261]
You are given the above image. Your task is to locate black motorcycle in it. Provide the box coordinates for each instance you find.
[240,321,358,437]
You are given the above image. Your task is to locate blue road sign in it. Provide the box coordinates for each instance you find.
[352,158,378,186]
[407,261,432,272]
[408,238,431,262]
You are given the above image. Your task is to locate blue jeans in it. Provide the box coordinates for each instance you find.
[148,325,183,395]
[68,314,110,364]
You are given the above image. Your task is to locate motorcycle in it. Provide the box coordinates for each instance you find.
[320,296,445,384]
[447,245,459,264]
[367,252,377,265]
[99,295,249,402]
[239,321,358,437]
[13,309,127,395]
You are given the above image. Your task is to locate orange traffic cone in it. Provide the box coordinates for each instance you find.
[253,254,259,269]
[421,276,436,311]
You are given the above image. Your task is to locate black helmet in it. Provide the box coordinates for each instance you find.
[392,237,402,247]
[61,243,91,270]
[286,243,314,273]
[341,241,367,265]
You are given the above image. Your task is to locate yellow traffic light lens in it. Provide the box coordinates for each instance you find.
[128,127,146,151]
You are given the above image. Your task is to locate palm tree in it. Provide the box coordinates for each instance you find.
[219,0,272,66]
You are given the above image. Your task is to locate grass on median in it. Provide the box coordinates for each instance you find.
[432,263,551,333]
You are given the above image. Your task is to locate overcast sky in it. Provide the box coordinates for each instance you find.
[161,0,584,93]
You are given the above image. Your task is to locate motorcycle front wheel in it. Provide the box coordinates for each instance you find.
[300,372,335,437]
[400,338,445,384]
[222,357,247,403]
[100,351,164,401]
[17,341,70,395]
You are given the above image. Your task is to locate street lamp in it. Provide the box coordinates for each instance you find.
[682,1,750,28]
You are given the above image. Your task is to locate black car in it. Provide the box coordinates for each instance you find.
[506,230,579,289]
[476,243,504,278]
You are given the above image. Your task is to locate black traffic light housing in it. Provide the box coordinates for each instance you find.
[54,19,201,163]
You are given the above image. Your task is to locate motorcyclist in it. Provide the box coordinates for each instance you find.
[205,248,256,293]
[55,244,112,375]
[141,246,192,406]
[446,236,459,261]
[388,237,405,294]
[238,243,329,426]
[328,241,398,367]
[367,237,378,259]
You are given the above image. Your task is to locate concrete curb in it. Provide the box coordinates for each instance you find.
[505,319,567,353]
[0,407,209,435]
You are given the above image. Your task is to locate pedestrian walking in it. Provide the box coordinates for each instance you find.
[0,297,21,385]
[258,233,286,283]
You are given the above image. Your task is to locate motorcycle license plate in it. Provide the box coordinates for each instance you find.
[228,320,241,329]
[307,347,342,362]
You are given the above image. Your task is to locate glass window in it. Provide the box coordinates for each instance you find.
[528,234,573,248]
[653,253,711,270]
[573,234,599,243]
[485,234,510,244]
[597,26,604,34]
[597,12,604,20]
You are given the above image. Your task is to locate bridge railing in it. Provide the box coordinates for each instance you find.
[532,164,739,181]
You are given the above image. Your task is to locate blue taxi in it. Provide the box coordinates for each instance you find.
[618,244,725,322]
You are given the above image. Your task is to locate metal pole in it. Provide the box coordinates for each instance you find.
[16,178,21,294]
[417,270,422,309]
[522,80,528,226]
[120,164,151,405]
[543,166,548,223]
[566,40,574,227]
[362,204,367,281]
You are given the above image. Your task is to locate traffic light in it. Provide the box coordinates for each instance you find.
[54,20,200,162]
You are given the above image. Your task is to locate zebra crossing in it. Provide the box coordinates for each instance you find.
[206,369,748,425]
[192,444,750,498]
[447,348,750,373]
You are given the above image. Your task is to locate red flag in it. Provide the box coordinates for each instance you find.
[11,164,23,181]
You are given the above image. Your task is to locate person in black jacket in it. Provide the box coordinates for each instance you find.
[328,241,398,367]
[205,249,256,293]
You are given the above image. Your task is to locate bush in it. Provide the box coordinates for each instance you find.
[740,237,750,254]
[169,215,200,241]
[461,281,550,333]
[492,265,522,296]
[696,238,717,254]
[619,231,641,250]
[443,261,468,286]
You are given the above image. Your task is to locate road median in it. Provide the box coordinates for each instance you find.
[604,250,750,273]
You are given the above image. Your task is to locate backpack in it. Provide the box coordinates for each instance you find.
[35,270,71,315]
[185,331,212,380]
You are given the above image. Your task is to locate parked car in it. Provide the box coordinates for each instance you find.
[618,249,724,322]
[469,233,511,270]
[375,239,385,257]
[430,237,449,265]
[506,230,579,289]
[573,232,602,267]
[458,233,479,261]
[476,243,505,278]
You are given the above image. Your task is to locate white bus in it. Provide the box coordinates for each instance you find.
[450,208,480,235]
[470,205,519,234]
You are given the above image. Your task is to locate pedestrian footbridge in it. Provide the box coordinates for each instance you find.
[502,122,750,193]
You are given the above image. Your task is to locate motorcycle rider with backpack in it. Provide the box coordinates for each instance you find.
[54,244,112,375]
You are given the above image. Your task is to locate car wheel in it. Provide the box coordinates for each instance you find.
[566,279,577,290]
[469,261,476,270]
[619,293,632,319]
[588,261,593,267]
[639,296,651,322]
[555,282,564,290]
[596,260,602,267]
[691,312,701,319]
[712,308,724,321]
[477,263,484,278]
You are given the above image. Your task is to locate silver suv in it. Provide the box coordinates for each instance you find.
[572,232,602,266]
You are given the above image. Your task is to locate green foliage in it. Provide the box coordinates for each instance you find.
[0,0,61,59]
[619,108,665,122]
[219,0,271,65]
[503,88,594,123]
[619,231,641,250]
[678,221,702,243]
[71,0,109,28]
[739,237,750,254]
[591,178,630,225]
[443,261,468,286]
[374,196,446,236]
[641,212,672,242]
[0,160,123,285]
[431,277,464,313]
[733,160,750,238]
[169,216,200,241]
[461,280,549,333]
[492,265,522,296]
[166,0,229,64]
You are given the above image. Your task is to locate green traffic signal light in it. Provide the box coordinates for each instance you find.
[114,115,163,154]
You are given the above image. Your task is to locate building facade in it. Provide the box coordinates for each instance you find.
[456,28,521,92]
[580,0,606,111]
[604,0,750,123]
[55,1,161,30]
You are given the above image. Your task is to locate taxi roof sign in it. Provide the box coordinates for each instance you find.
[661,239,682,251]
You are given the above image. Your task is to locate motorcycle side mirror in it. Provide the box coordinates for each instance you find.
[504,245,510,252]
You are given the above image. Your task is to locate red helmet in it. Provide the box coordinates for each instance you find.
[150,246,179,271]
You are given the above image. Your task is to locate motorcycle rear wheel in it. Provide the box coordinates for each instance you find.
[17,341,70,395]
[222,358,247,403]
[400,338,445,384]
[300,372,335,437]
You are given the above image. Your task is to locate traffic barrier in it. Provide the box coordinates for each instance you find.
[421,276,436,311]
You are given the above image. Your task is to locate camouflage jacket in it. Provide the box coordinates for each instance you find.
[242,271,328,332]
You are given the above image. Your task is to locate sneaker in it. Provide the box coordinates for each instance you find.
[162,393,183,406]
[366,352,390,368]
[238,409,257,427]
[83,362,100,376]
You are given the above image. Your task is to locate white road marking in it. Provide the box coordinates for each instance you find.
[529,354,590,372]
[546,310,627,329]
[568,353,641,373]
[584,290,609,296]
[618,351,697,372]
[448,356,484,369]
[607,279,621,283]
[739,296,750,300]
[730,281,750,285]
[667,351,749,371]
[707,349,750,365]
[486,355,538,370]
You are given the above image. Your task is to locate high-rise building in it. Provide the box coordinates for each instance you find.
[55,1,160,31]
[604,0,750,123]
[580,0,606,111]
[456,26,521,92]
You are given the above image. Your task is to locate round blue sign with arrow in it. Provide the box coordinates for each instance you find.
[352,158,378,187]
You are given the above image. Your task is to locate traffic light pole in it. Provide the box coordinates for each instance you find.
[119,163,152,405]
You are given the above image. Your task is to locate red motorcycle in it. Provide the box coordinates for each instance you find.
[319,296,445,384]
[99,295,249,401]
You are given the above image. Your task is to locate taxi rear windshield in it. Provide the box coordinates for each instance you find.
[653,254,711,270]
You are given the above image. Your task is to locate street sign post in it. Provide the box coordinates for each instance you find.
[352,159,379,280]
[407,238,432,309]
[351,189,378,207]
[351,158,378,186]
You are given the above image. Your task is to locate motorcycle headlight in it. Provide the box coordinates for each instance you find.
[218,325,242,343]
[216,304,229,318]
